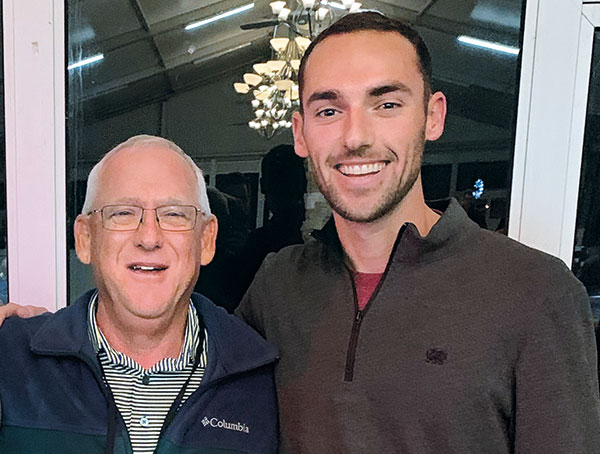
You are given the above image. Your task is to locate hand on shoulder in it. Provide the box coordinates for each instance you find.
[0,302,49,326]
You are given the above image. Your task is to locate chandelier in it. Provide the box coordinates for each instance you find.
[234,0,363,139]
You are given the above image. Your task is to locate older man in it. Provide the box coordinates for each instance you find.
[0,135,278,453]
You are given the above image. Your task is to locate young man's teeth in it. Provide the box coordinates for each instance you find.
[339,162,385,175]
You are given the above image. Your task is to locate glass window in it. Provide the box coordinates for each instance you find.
[66,0,526,304]
[573,30,600,323]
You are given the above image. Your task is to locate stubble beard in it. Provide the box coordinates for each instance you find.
[309,128,426,224]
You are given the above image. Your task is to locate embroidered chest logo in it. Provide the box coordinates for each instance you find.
[202,416,250,434]
[425,348,448,365]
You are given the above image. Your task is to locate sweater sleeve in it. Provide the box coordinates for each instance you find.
[514,282,600,453]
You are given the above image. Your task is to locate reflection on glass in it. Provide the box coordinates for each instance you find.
[66,0,526,303]
[573,30,600,322]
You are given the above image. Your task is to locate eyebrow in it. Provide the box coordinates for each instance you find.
[305,83,413,108]
[306,90,340,107]
[368,83,412,98]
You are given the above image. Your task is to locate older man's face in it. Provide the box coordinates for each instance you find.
[74,145,216,322]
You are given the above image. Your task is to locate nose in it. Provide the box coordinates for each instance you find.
[342,107,374,152]
[135,209,162,250]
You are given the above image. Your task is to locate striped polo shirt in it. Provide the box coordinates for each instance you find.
[87,293,207,453]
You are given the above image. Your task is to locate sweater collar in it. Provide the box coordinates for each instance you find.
[312,198,480,265]
[29,290,278,381]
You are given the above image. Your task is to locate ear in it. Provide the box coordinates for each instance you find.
[74,215,92,264]
[200,215,218,266]
[425,91,447,142]
[292,111,308,158]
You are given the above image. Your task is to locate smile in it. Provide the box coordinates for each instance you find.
[336,161,388,176]
[128,263,168,272]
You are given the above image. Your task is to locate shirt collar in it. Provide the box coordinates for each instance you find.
[312,198,480,265]
[87,291,200,373]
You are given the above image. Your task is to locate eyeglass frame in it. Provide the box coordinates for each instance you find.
[86,204,205,232]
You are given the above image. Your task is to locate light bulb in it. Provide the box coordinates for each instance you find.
[278,7,291,20]
[270,1,286,15]
[317,7,329,20]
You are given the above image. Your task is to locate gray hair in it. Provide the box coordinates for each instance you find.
[81,135,211,216]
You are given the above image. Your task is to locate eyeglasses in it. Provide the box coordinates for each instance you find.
[87,205,203,231]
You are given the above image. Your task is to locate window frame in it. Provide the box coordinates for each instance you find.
[3,0,66,310]
[509,0,599,266]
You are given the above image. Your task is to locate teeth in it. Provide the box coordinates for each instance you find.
[338,162,386,176]
[131,265,163,271]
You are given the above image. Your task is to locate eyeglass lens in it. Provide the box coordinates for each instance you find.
[101,205,197,231]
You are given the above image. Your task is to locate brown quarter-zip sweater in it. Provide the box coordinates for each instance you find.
[237,199,600,454]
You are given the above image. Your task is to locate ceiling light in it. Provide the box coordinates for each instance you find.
[234,82,250,94]
[278,7,291,20]
[295,36,311,51]
[253,63,270,74]
[67,53,104,70]
[270,1,286,15]
[243,73,263,86]
[235,0,368,139]
[317,7,329,20]
[349,2,361,13]
[457,35,519,56]
[270,37,290,53]
[185,3,254,31]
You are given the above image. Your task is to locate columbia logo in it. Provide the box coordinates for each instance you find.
[202,416,250,434]
[426,348,448,365]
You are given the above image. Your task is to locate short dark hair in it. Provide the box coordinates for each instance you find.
[297,11,433,113]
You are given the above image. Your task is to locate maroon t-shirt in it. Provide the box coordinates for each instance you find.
[352,272,383,311]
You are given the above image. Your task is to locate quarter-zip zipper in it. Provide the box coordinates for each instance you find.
[344,308,364,381]
[342,223,408,382]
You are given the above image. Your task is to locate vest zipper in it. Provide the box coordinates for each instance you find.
[342,223,408,382]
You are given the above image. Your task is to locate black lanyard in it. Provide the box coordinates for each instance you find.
[158,340,203,439]
[101,325,205,454]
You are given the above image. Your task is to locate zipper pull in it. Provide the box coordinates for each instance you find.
[355,310,363,322]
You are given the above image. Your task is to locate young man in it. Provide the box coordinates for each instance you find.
[0,136,278,453]
[236,12,600,453]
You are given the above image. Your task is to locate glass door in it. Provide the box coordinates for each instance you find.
[569,4,600,322]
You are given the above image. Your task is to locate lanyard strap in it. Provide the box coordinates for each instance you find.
[158,339,203,439]
[101,320,206,453]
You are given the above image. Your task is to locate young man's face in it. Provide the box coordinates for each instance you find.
[74,146,216,323]
[293,31,446,223]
